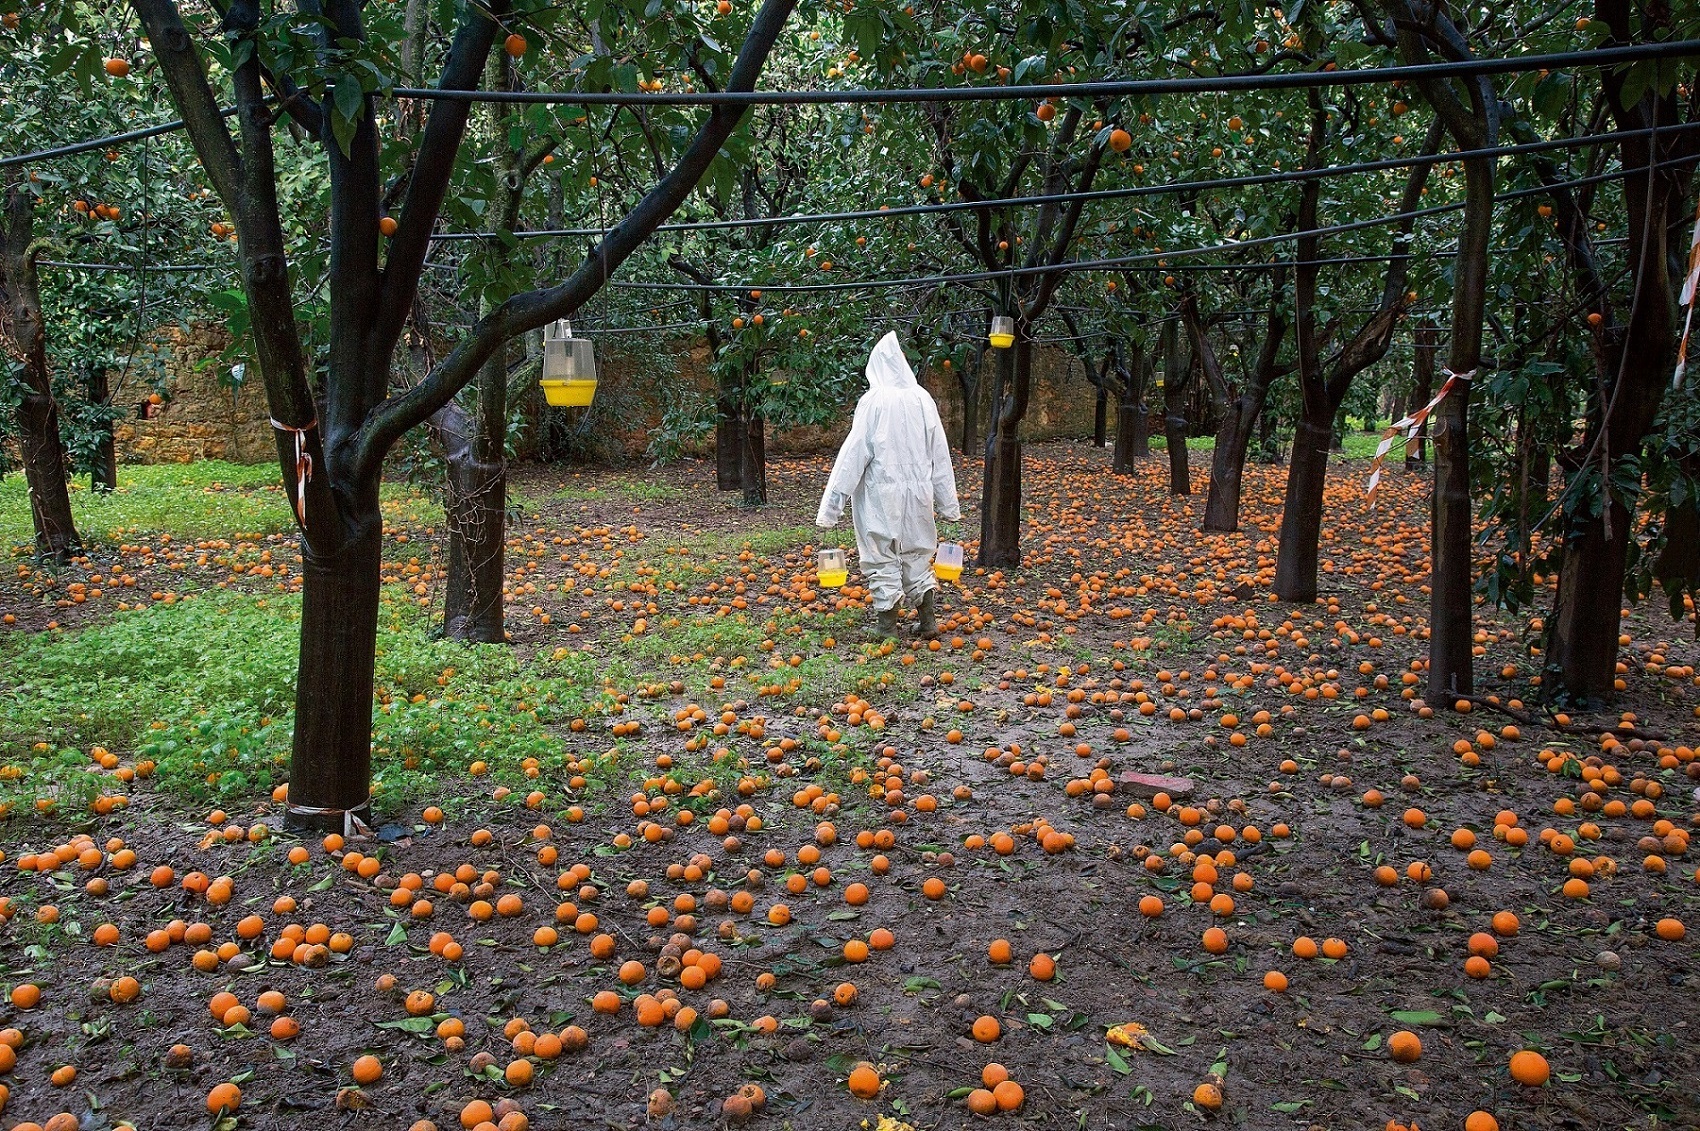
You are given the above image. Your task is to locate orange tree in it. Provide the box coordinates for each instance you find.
[33,0,802,828]
[1,7,226,556]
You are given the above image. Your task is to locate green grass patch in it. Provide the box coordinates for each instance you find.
[0,589,622,816]
[0,460,433,550]
[554,477,685,503]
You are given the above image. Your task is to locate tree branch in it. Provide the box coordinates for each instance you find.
[372,1,503,360]
[354,0,799,480]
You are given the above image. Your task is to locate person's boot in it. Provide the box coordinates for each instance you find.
[917,589,938,639]
[875,606,900,639]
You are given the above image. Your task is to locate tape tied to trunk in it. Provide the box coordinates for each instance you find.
[287,803,373,839]
[269,417,318,526]
[1365,369,1473,507]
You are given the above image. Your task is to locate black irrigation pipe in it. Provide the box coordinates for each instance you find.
[597,152,1700,293]
[6,41,1697,170]
[40,259,226,272]
[394,40,1700,106]
[0,105,239,170]
[431,121,1700,243]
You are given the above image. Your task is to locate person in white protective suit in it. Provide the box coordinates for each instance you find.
[816,332,961,638]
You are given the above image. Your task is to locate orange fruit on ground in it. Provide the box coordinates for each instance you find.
[1465,1113,1499,1131]
[206,1082,242,1114]
[966,1088,997,1115]
[987,939,1012,964]
[1192,1081,1223,1110]
[971,1015,1001,1042]
[847,1062,881,1098]
[1654,917,1685,941]
[981,1063,1009,1088]
[1202,927,1228,954]
[1028,953,1056,981]
[1388,1030,1422,1062]
[1509,1050,1550,1086]
[992,1079,1025,1111]
[1292,936,1319,959]
[351,1055,382,1085]
[1262,970,1288,992]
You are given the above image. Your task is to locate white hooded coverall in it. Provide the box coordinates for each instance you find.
[816,332,961,611]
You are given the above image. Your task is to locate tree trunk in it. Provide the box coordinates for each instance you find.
[1427,155,1492,703]
[441,332,508,642]
[1092,381,1107,448]
[17,383,80,560]
[716,391,742,490]
[2,183,81,560]
[1655,481,1699,599]
[959,377,980,456]
[1406,323,1437,467]
[1273,419,1332,602]
[288,516,383,832]
[1162,325,1191,495]
[1202,411,1255,533]
[978,339,1024,567]
[741,408,767,507]
[87,365,117,493]
[1113,347,1149,471]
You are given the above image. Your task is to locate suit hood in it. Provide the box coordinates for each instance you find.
[865,331,918,391]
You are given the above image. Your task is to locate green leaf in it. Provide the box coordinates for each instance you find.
[1390,1010,1443,1025]
[376,1016,436,1033]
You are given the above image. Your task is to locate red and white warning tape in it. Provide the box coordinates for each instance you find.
[1366,369,1472,505]
[1674,195,1700,389]
[269,416,317,527]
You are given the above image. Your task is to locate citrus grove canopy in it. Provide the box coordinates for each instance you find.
[0,0,1698,1122]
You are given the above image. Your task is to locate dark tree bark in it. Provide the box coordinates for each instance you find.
[957,340,985,456]
[980,338,1024,566]
[440,348,507,642]
[1058,309,1110,449]
[1406,321,1438,467]
[1161,320,1192,495]
[1543,0,1699,702]
[85,364,118,493]
[1182,268,1289,533]
[948,104,1101,567]
[1274,97,1435,602]
[135,0,799,829]
[1,181,81,559]
[741,396,767,507]
[1384,4,1497,704]
[1111,342,1148,472]
[438,55,558,642]
[716,392,744,490]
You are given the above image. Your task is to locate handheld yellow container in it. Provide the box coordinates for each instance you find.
[817,548,847,588]
[933,542,964,582]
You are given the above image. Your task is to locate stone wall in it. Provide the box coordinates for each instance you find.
[128,325,1106,466]
[528,333,1104,463]
[114,325,274,464]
